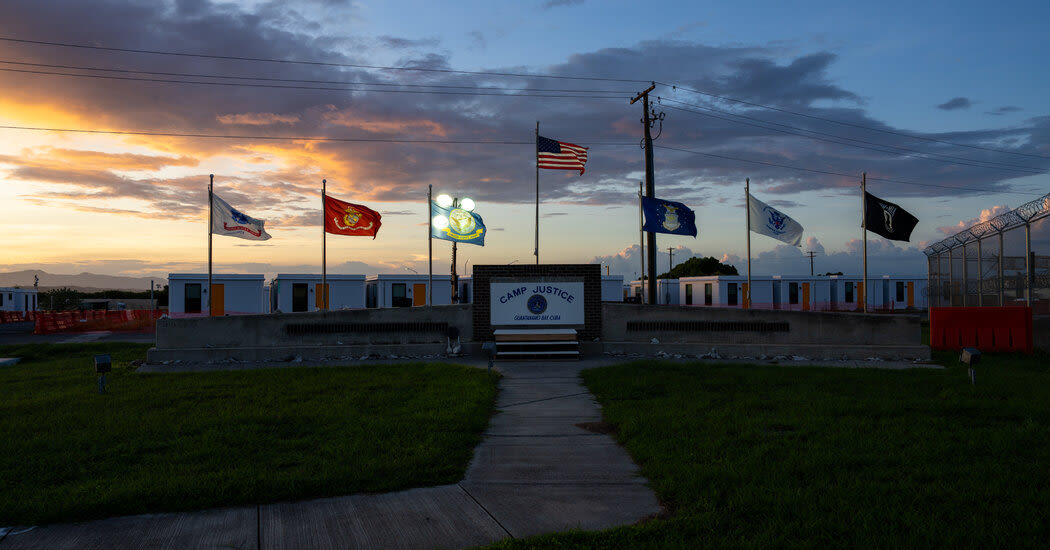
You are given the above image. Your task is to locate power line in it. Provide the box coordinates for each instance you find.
[0,66,630,99]
[653,143,1043,196]
[0,124,635,147]
[655,82,1050,161]
[3,35,1043,164]
[0,36,649,84]
[0,59,637,94]
[7,58,1040,175]
[0,124,536,144]
[660,98,1046,175]
[0,123,1039,196]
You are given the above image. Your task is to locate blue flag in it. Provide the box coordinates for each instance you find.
[431,201,486,246]
[642,196,698,237]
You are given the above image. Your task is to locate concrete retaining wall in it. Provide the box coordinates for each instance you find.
[149,306,472,363]
[601,303,929,360]
[148,302,931,364]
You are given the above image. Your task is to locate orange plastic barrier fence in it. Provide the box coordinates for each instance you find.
[34,310,164,334]
[929,306,1032,353]
[1,311,29,323]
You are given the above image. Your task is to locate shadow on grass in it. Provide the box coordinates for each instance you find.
[484,350,1050,549]
[0,343,499,526]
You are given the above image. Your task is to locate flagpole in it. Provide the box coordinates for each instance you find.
[535,121,540,265]
[745,178,752,310]
[208,174,213,314]
[322,179,327,312]
[639,182,646,304]
[428,184,433,306]
[862,172,868,314]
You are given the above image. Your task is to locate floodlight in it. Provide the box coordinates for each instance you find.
[460,197,476,212]
[436,194,454,208]
[433,215,449,229]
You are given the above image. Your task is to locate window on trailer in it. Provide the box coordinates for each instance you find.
[704,283,712,305]
[896,281,905,302]
[845,282,854,303]
[292,283,309,312]
[789,282,799,304]
[727,283,738,306]
[685,284,693,305]
[392,283,410,307]
[185,283,202,313]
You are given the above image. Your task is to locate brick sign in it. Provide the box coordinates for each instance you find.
[491,282,584,325]
[472,264,601,341]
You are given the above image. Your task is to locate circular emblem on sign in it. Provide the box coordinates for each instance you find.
[448,208,476,235]
[526,294,547,314]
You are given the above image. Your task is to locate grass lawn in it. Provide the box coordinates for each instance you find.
[0,343,498,526]
[488,351,1050,549]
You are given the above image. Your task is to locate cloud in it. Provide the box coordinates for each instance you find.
[986,106,1022,116]
[541,0,585,8]
[217,112,302,125]
[467,31,487,51]
[0,0,1046,226]
[936,205,1011,236]
[376,36,441,50]
[937,97,972,111]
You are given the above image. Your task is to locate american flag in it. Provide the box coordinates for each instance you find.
[537,135,588,175]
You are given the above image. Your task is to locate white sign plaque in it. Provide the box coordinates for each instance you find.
[490,282,585,325]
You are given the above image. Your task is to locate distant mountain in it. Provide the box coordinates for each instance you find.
[0,270,166,292]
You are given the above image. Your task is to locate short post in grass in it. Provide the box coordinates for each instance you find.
[960,348,980,386]
[94,354,111,394]
[481,341,496,375]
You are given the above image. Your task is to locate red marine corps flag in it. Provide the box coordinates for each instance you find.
[324,194,382,238]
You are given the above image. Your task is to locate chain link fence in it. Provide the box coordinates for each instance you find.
[924,192,1050,313]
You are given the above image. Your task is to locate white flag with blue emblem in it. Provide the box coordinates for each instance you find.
[748,193,803,246]
[211,193,272,240]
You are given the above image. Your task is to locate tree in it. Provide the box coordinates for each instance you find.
[40,287,81,311]
[658,256,739,279]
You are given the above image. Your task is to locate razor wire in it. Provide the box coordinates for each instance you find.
[924,192,1050,254]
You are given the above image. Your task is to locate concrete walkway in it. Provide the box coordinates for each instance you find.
[0,360,661,549]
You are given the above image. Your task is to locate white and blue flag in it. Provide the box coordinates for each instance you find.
[211,193,272,240]
[748,193,803,246]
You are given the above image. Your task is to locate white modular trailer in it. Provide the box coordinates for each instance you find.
[864,275,928,311]
[626,279,680,304]
[656,279,680,305]
[679,275,855,311]
[271,274,366,313]
[0,287,38,312]
[167,274,266,315]
[366,274,455,308]
[679,276,754,307]
[601,275,625,302]
[677,274,928,311]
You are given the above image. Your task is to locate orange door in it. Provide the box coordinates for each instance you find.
[413,283,427,306]
[315,284,329,310]
[857,282,865,311]
[210,284,225,316]
[742,283,750,309]
[907,282,914,308]
[801,283,810,311]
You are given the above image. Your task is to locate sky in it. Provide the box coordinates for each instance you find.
[1,0,1048,286]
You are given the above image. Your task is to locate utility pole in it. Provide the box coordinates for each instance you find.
[806,251,816,276]
[631,82,662,306]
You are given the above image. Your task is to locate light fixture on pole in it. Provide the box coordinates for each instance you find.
[432,194,478,304]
